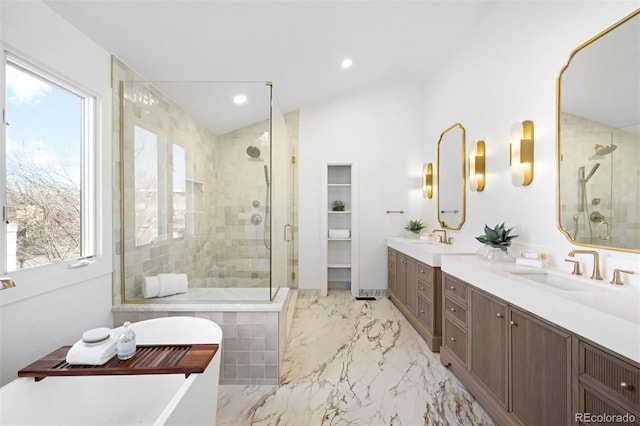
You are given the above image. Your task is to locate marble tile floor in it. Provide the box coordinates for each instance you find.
[216,290,495,425]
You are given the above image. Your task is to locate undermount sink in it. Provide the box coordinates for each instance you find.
[507,270,597,291]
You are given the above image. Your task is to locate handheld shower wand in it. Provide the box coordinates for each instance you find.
[584,163,600,182]
[263,165,270,250]
[578,162,601,243]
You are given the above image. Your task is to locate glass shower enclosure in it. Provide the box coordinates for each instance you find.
[118,80,288,303]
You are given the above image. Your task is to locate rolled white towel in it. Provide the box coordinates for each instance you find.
[157,273,188,297]
[142,276,160,298]
[329,229,350,239]
[66,336,117,365]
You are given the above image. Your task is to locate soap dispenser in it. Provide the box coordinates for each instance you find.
[117,321,137,360]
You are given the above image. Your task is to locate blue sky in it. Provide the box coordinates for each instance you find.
[5,63,81,185]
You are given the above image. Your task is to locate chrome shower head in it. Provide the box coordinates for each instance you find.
[246,146,261,158]
[594,144,617,156]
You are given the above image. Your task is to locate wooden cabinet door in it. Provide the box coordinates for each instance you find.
[396,254,407,304]
[405,257,418,315]
[387,249,396,297]
[510,307,571,426]
[470,288,508,407]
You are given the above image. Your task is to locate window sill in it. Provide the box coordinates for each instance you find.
[0,257,112,307]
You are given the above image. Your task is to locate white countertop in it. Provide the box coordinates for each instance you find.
[387,237,478,267]
[441,255,640,363]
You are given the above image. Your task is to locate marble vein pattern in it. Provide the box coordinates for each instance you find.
[217,290,494,425]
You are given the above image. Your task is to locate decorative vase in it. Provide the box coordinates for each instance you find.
[476,245,514,262]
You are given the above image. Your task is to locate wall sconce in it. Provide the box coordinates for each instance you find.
[468,140,485,192]
[423,163,433,199]
[510,120,534,186]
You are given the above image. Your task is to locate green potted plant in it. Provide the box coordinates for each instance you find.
[332,200,345,211]
[404,219,426,236]
[475,223,518,260]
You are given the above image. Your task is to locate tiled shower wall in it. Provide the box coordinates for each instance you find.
[112,57,219,301]
[214,120,272,280]
[213,110,300,289]
[559,112,640,249]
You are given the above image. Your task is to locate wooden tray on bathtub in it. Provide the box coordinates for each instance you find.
[18,344,218,382]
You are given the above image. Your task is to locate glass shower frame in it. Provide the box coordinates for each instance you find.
[118,79,287,303]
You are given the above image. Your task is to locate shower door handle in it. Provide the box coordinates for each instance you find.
[284,224,294,242]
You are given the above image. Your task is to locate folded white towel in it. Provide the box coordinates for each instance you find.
[157,273,188,297]
[515,258,548,268]
[66,336,117,365]
[142,274,188,298]
[142,276,160,298]
[419,233,438,243]
[329,229,350,239]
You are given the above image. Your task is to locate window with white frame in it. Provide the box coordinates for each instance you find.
[2,53,96,273]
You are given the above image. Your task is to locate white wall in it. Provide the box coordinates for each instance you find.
[299,80,424,293]
[298,2,640,295]
[420,2,640,277]
[0,1,113,386]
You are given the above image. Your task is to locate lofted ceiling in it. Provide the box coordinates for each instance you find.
[43,0,488,134]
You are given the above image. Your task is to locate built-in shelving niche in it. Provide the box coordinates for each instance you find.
[325,164,355,294]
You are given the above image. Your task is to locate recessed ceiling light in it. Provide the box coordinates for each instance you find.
[233,94,247,105]
[341,58,353,69]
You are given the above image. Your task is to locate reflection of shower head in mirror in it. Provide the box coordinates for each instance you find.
[594,144,617,156]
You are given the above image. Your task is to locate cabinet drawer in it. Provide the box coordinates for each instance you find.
[417,295,433,330]
[417,279,432,300]
[443,274,468,305]
[444,296,467,326]
[417,262,433,285]
[579,383,640,425]
[579,341,640,409]
[444,317,467,365]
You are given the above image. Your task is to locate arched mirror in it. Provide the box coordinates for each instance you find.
[437,123,466,230]
[557,9,640,253]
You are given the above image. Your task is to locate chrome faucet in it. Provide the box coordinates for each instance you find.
[433,229,452,245]
[567,250,602,280]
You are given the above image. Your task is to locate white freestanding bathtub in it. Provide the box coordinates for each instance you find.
[0,316,222,426]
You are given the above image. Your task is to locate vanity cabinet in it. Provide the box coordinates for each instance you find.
[510,306,571,426]
[469,288,507,407]
[387,248,442,351]
[441,274,572,426]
